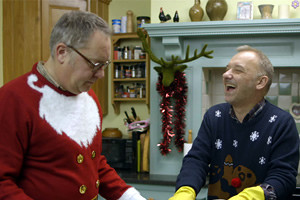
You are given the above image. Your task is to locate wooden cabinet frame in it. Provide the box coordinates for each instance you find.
[3,0,111,115]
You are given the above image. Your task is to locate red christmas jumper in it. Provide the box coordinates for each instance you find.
[0,63,132,200]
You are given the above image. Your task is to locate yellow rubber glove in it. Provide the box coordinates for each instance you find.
[168,186,196,200]
[228,186,265,200]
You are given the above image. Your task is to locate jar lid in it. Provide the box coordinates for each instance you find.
[112,19,121,22]
[137,16,150,20]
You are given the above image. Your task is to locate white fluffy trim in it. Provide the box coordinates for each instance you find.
[118,187,146,200]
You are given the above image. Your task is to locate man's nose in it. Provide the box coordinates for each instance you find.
[223,69,232,79]
[94,68,105,79]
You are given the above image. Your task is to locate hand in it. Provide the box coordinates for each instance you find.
[228,186,264,200]
[168,186,196,200]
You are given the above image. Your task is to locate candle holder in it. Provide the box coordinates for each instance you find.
[258,4,274,19]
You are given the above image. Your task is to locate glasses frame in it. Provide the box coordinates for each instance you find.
[67,45,111,72]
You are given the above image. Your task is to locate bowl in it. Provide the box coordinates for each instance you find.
[102,128,122,138]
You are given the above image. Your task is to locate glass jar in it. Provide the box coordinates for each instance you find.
[136,16,150,28]
[112,19,121,33]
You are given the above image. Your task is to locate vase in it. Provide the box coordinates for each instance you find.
[206,0,228,21]
[258,4,274,19]
[189,0,204,21]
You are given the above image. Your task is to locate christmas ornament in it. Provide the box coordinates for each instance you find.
[137,29,214,155]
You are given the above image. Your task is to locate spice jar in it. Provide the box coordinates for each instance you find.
[112,19,121,33]
[134,46,142,59]
[137,16,150,28]
[139,51,146,59]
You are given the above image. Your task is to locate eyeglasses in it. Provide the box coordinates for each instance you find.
[67,45,111,72]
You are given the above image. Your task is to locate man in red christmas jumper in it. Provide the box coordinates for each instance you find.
[0,11,146,200]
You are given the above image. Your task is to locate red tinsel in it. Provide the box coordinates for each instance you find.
[156,71,188,155]
[231,177,242,188]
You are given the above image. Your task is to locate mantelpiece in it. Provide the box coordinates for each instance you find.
[143,19,300,176]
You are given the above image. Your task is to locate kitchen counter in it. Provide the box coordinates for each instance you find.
[118,170,300,188]
[116,170,177,186]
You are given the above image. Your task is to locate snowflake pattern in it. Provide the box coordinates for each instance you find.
[233,140,238,148]
[267,136,272,145]
[250,131,259,141]
[215,110,221,118]
[269,115,277,123]
[259,157,266,165]
[215,139,222,149]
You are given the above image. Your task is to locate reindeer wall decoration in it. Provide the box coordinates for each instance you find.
[137,29,214,155]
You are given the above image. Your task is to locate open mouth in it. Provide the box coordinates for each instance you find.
[225,83,236,92]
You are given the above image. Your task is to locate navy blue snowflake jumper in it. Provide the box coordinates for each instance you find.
[176,100,299,200]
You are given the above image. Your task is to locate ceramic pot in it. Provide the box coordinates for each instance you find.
[102,128,122,138]
[258,4,274,19]
[189,0,204,21]
[206,0,228,21]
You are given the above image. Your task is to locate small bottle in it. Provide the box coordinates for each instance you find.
[114,86,120,98]
[134,46,142,59]
[129,84,136,98]
[123,46,128,59]
[115,65,120,78]
[114,47,119,60]
[120,65,125,78]
[136,64,142,78]
[140,84,146,98]
[117,47,122,59]
[131,65,136,78]
[136,83,141,98]
[127,46,131,59]
[125,66,132,78]
[119,85,124,97]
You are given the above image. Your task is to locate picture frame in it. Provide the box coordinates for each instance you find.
[237,1,253,20]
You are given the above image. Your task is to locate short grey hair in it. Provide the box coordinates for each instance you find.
[236,45,274,92]
[49,10,112,58]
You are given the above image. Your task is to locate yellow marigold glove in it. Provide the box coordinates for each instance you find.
[168,186,196,200]
[228,186,265,200]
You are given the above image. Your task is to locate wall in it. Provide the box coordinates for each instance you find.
[144,19,300,175]
[203,68,300,132]
[150,0,300,23]
[0,0,3,87]
[102,0,151,135]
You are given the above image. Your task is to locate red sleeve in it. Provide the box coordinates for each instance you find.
[88,90,131,199]
[0,84,33,200]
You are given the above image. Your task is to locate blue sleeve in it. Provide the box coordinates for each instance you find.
[175,110,214,194]
[264,112,299,199]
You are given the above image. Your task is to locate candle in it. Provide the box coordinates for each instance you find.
[278,4,290,19]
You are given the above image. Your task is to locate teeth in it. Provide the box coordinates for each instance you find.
[226,84,236,88]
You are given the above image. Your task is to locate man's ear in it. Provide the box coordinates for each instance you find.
[256,75,268,90]
[56,43,68,64]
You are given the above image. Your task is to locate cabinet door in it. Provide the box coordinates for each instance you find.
[41,0,110,115]
[3,0,109,115]
[3,0,41,83]
[41,0,88,61]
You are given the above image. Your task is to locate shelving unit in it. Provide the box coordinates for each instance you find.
[111,32,150,114]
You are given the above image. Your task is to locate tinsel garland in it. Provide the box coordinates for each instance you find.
[156,71,188,155]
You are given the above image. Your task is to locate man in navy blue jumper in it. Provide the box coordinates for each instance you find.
[169,45,299,200]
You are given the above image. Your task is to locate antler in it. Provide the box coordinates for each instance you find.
[137,28,214,87]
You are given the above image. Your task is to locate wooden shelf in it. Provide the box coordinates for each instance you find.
[112,59,146,63]
[111,32,150,114]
